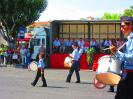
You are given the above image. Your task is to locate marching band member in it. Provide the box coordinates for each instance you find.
[66,42,80,83]
[31,54,47,87]
[110,16,133,99]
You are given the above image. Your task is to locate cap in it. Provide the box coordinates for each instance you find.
[120,16,133,22]
[72,42,78,47]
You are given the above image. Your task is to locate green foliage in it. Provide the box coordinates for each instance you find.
[86,47,95,64]
[123,6,133,17]
[101,6,133,20]
[0,0,47,41]
[101,12,121,20]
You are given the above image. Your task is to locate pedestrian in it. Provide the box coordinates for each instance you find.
[31,54,47,87]
[109,16,133,99]
[66,42,80,83]
[25,48,31,67]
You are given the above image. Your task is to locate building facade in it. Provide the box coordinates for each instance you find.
[51,20,122,42]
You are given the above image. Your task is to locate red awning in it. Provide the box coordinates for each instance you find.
[17,33,32,42]
[17,38,30,42]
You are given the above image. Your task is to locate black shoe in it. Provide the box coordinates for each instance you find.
[75,81,80,83]
[66,80,70,83]
[42,85,47,87]
[31,82,35,87]
[108,89,114,92]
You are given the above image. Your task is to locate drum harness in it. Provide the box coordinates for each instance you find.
[117,37,133,79]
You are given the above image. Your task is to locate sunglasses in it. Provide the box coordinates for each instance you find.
[121,22,132,28]
[121,25,126,28]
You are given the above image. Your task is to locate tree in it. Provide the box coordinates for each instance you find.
[123,6,133,17]
[101,12,121,20]
[0,0,47,47]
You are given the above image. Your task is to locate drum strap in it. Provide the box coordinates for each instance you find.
[117,37,133,51]
[117,41,127,51]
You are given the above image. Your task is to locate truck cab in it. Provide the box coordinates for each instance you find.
[28,27,46,60]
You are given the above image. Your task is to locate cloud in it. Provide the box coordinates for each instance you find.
[38,3,125,22]
[38,9,103,21]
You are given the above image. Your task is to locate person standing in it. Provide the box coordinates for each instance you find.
[31,54,47,87]
[78,46,84,67]
[39,44,46,55]
[53,38,61,53]
[66,42,80,83]
[36,44,46,61]
[20,45,27,65]
[25,48,31,67]
[0,44,5,65]
[110,16,133,99]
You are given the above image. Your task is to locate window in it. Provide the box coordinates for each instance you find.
[30,38,40,46]
[42,38,45,45]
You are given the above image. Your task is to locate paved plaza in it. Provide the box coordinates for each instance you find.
[0,66,115,99]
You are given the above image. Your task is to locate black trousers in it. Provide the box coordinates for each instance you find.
[66,61,80,82]
[115,72,133,99]
[32,68,47,86]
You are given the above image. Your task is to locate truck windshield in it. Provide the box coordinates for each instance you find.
[30,38,40,46]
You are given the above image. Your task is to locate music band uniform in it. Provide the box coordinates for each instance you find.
[31,54,47,87]
[66,43,80,83]
[110,16,133,99]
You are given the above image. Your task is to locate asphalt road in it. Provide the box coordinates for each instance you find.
[0,67,115,99]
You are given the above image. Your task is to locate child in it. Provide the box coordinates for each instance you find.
[31,54,47,87]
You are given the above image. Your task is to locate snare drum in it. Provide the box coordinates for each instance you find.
[96,55,121,85]
[64,56,72,68]
[28,61,38,72]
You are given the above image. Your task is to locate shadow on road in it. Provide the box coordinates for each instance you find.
[80,81,93,85]
[38,86,68,89]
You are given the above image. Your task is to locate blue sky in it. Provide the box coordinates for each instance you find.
[38,0,133,21]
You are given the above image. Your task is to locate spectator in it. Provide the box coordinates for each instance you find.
[84,38,90,53]
[53,38,61,53]
[12,51,18,64]
[20,45,27,65]
[59,38,65,53]
[25,48,31,67]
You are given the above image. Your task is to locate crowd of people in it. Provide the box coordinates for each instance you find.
[52,37,125,54]
[0,37,125,67]
[0,44,31,67]
[0,38,125,69]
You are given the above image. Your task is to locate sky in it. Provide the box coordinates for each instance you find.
[38,0,133,21]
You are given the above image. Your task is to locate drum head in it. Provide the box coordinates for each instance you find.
[29,61,38,72]
[64,57,72,68]
[64,63,72,68]
[93,77,106,89]
[96,73,121,85]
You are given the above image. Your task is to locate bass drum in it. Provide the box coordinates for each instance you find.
[64,56,72,68]
[96,55,121,85]
[28,61,38,72]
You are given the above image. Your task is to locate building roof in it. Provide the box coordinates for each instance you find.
[28,22,50,28]
[52,20,121,24]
